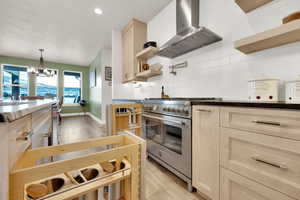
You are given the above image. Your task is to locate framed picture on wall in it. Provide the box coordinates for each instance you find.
[105,66,112,81]
[90,68,96,88]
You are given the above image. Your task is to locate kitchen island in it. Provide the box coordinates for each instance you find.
[0,99,56,200]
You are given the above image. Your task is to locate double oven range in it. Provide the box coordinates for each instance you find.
[142,98,220,191]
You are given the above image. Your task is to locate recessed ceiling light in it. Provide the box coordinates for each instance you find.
[94,8,103,15]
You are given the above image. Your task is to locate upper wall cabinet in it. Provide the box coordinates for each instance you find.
[122,19,147,83]
[235,0,273,13]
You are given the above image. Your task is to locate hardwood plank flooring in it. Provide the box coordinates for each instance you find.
[57,116,205,200]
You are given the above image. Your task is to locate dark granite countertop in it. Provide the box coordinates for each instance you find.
[191,100,300,110]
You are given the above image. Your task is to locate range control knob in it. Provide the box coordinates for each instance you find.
[184,108,190,114]
[178,108,184,113]
[176,108,181,113]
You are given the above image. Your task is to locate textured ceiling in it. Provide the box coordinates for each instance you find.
[0,0,172,66]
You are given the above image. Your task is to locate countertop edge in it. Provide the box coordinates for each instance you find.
[191,101,300,110]
[0,100,56,122]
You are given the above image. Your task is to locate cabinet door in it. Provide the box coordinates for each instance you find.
[220,127,300,199]
[220,168,293,200]
[0,125,9,200]
[192,106,220,200]
[122,23,134,82]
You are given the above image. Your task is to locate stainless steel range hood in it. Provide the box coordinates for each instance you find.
[157,0,222,58]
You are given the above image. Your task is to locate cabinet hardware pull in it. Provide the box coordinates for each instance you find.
[142,114,186,126]
[196,109,211,113]
[158,150,162,157]
[251,155,288,170]
[252,120,281,127]
[16,131,34,141]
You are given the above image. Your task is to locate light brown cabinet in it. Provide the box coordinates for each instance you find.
[220,127,300,199]
[220,168,293,200]
[10,134,145,200]
[0,105,53,200]
[192,106,220,200]
[193,105,300,200]
[122,19,147,83]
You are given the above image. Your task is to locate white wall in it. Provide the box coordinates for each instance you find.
[114,0,300,100]
[101,49,112,121]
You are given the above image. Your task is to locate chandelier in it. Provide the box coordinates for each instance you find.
[28,49,56,77]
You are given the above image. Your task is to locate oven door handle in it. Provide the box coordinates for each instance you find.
[142,114,186,126]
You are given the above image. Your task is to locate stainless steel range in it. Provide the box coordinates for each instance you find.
[142,98,221,191]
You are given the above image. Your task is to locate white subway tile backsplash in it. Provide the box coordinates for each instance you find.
[113,0,300,100]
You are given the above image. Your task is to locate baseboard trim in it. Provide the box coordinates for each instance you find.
[86,112,106,126]
[60,112,105,126]
[61,112,85,117]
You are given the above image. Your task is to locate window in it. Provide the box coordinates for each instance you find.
[1,65,29,100]
[63,71,82,104]
[36,70,58,98]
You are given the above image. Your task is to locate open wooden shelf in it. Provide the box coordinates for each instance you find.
[234,19,300,54]
[136,69,162,79]
[235,0,273,13]
[116,112,142,117]
[116,113,131,117]
[109,104,143,137]
[136,46,158,60]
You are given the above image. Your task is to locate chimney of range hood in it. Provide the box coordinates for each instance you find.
[157,0,222,58]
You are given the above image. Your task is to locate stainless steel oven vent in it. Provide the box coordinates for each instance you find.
[157,0,222,58]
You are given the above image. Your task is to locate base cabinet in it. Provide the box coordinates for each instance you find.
[192,105,300,200]
[192,106,220,200]
[220,168,293,200]
[0,125,9,200]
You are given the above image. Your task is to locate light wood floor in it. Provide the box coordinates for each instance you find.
[57,116,205,200]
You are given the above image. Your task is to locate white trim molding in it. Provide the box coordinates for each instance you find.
[60,112,106,126]
[87,112,106,125]
[60,112,85,117]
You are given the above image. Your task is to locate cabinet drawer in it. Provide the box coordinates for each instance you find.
[8,115,32,169]
[8,115,32,140]
[221,107,300,140]
[220,168,293,200]
[220,128,300,199]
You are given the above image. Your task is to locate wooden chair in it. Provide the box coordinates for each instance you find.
[53,96,64,125]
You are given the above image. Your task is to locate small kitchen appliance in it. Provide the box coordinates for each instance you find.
[286,76,300,103]
[248,78,280,102]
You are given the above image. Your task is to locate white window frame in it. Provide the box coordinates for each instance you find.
[63,70,83,106]
[0,64,30,99]
[35,69,59,98]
